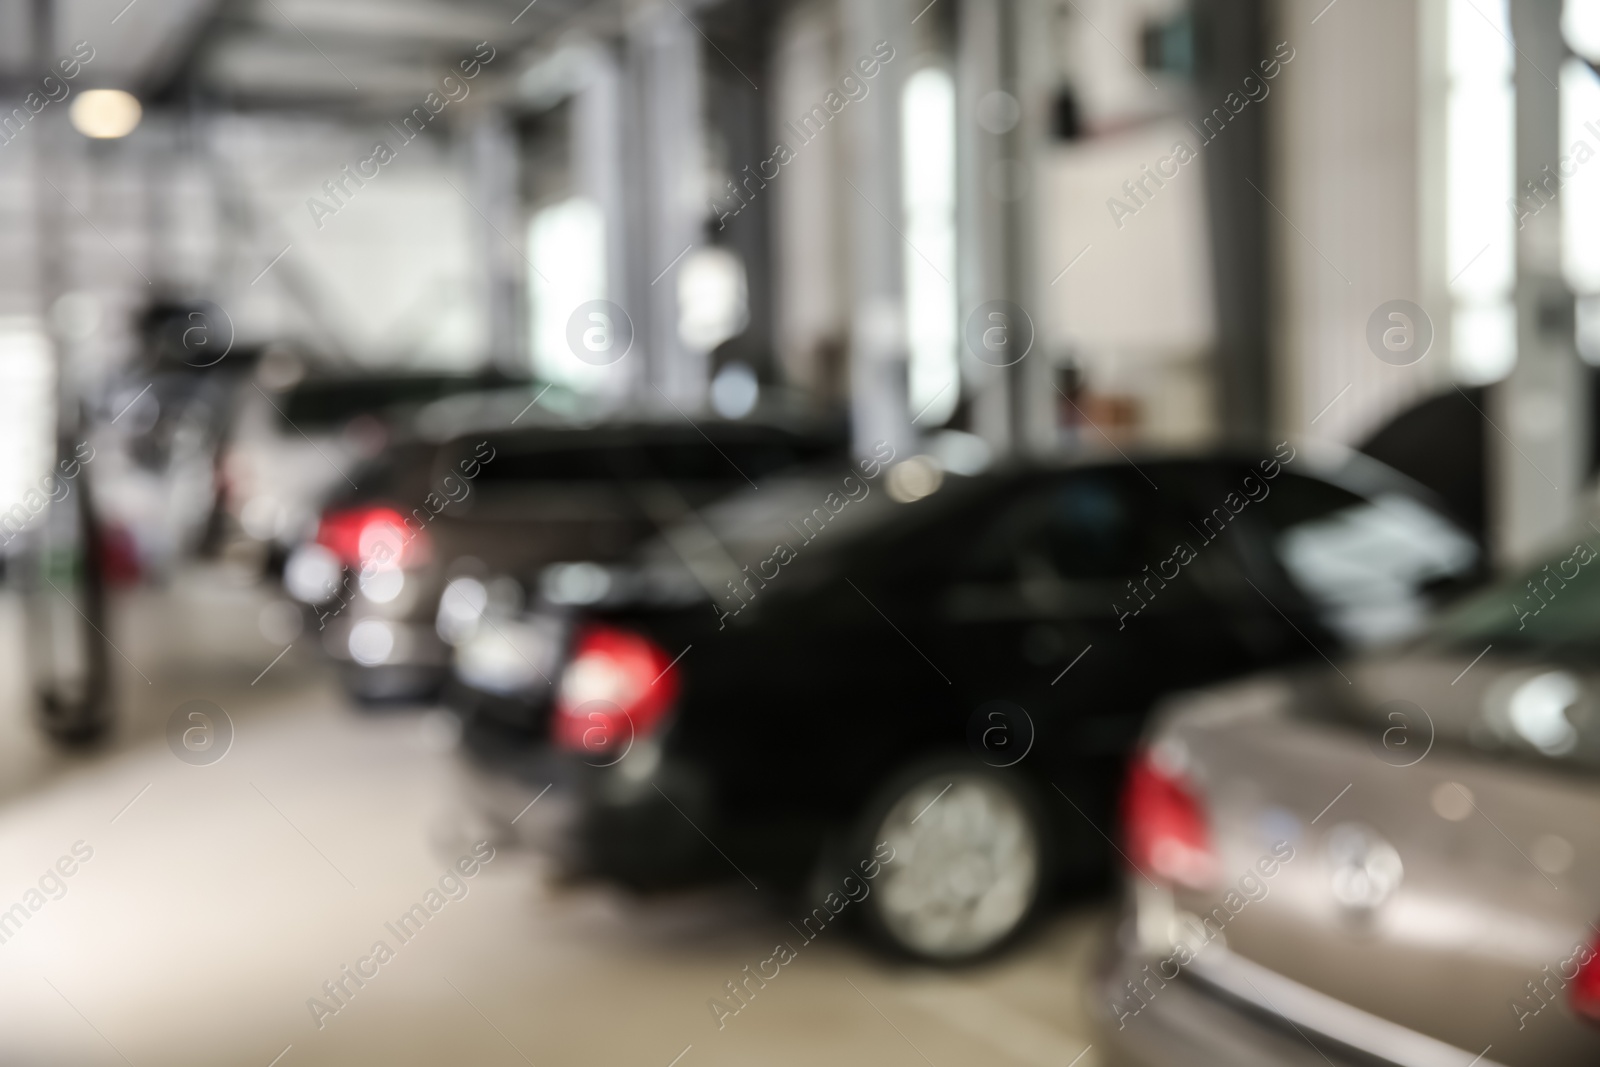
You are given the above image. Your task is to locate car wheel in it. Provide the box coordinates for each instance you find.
[26,470,111,745]
[852,759,1048,963]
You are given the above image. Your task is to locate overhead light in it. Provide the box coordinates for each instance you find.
[69,90,142,139]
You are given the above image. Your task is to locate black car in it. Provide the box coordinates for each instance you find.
[452,444,1483,961]
[289,412,848,701]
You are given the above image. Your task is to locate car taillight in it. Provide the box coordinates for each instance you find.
[1120,749,1217,891]
[1573,932,1600,1024]
[553,625,680,756]
[315,505,429,570]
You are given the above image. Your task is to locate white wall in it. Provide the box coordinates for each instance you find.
[1272,0,1444,446]
[206,114,490,371]
[771,0,848,397]
[1036,121,1216,446]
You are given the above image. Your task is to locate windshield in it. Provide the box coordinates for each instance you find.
[1426,528,1600,656]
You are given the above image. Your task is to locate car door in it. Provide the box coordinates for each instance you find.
[917,466,1257,810]
[928,467,1147,761]
[703,465,1261,830]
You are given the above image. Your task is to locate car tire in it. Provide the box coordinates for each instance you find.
[846,755,1050,964]
[26,468,111,746]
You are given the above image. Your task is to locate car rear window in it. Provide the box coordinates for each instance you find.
[461,429,843,486]
[280,375,491,430]
[1249,474,1479,647]
[961,473,1144,582]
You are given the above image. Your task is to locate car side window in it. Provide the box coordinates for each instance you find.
[700,434,839,482]
[1247,472,1478,648]
[962,473,1144,583]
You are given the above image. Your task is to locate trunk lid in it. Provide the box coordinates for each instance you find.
[1143,653,1600,1066]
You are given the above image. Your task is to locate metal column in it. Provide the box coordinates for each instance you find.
[843,0,915,460]
[956,0,1049,457]
[1195,0,1269,447]
[469,114,525,375]
[628,3,707,411]
[1497,0,1585,562]
[957,0,1013,456]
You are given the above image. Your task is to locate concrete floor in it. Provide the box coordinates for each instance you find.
[0,566,1111,1066]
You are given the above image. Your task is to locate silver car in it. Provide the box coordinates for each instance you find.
[1097,527,1600,1065]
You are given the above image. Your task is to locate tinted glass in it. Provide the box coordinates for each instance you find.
[280,375,489,429]
[1249,473,1478,647]
[963,473,1143,582]
[467,428,841,486]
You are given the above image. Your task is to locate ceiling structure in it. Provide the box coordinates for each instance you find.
[5,0,646,109]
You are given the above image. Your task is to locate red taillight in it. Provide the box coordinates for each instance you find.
[316,505,429,569]
[96,520,141,587]
[553,625,680,756]
[1573,934,1600,1024]
[1120,749,1217,890]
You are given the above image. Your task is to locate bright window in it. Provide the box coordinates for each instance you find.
[901,66,959,428]
[1562,46,1600,361]
[1446,0,1516,384]
[0,317,54,519]
[527,196,608,390]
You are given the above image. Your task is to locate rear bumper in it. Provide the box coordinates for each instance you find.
[1093,924,1510,1067]
[454,723,716,887]
[444,676,552,733]
[338,662,447,702]
[1094,946,1363,1067]
[446,611,569,728]
[320,616,449,666]
[313,616,448,702]
[578,756,718,885]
